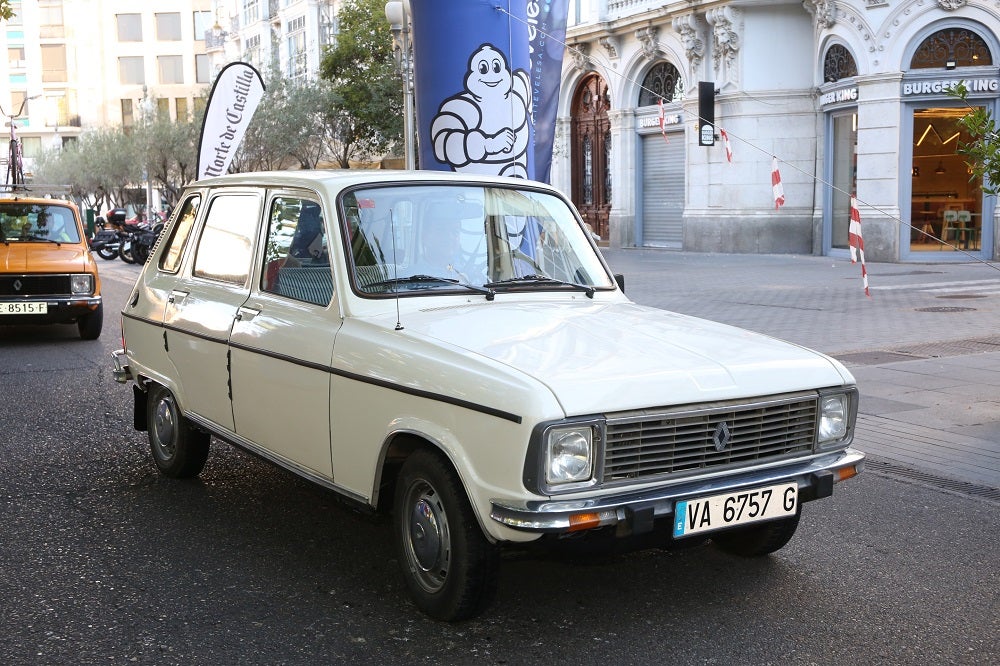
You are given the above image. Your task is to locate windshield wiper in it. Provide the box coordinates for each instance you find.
[485,274,595,298]
[22,235,62,245]
[366,274,495,300]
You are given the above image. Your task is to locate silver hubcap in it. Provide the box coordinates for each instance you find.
[153,396,176,457]
[404,481,450,593]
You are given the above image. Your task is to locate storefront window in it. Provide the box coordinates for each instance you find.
[830,113,857,250]
[910,107,984,252]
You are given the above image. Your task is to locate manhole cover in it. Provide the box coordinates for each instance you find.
[915,306,977,312]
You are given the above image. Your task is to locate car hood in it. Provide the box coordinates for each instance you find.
[398,300,853,415]
[0,242,90,273]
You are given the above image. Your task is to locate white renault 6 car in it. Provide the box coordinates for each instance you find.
[112,170,863,621]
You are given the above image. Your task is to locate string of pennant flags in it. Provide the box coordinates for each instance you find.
[721,127,868,296]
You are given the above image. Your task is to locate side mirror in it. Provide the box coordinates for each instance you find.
[614,273,625,294]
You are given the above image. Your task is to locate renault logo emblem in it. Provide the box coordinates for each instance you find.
[712,422,732,452]
[13,279,22,292]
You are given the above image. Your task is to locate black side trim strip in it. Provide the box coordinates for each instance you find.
[125,312,523,424]
[329,366,523,424]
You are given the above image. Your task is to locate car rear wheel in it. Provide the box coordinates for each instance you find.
[77,302,103,340]
[394,449,499,621]
[147,384,210,478]
[711,511,801,557]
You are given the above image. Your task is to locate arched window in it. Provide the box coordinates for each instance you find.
[823,44,858,83]
[638,62,683,106]
[910,28,992,69]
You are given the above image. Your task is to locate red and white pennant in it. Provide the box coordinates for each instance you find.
[719,128,733,163]
[849,196,871,297]
[657,98,669,143]
[771,156,785,209]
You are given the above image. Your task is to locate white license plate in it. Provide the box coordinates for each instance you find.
[0,301,48,315]
[673,482,798,538]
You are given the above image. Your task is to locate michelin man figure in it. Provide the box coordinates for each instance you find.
[430,44,532,178]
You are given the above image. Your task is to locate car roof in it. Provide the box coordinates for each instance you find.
[192,169,560,193]
[0,194,80,210]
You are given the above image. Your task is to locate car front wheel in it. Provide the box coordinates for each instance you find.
[711,511,801,557]
[77,302,103,340]
[146,384,210,478]
[394,449,499,621]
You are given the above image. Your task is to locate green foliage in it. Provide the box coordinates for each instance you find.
[0,1,14,21]
[319,0,403,167]
[949,82,1000,196]
[33,98,201,211]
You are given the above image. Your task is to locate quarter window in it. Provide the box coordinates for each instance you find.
[159,195,200,273]
[193,194,259,284]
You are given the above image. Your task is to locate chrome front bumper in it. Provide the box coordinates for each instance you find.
[490,448,865,534]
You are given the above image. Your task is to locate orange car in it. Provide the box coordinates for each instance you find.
[0,195,103,339]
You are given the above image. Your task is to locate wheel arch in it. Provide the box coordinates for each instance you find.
[372,431,500,541]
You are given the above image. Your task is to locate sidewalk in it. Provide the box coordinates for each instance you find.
[600,248,1000,493]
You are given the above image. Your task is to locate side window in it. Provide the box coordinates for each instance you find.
[260,197,332,306]
[193,194,260,284]
[159,195,200,273]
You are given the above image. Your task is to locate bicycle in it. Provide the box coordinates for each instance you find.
[2,96,35,188]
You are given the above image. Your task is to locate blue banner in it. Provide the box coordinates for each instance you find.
[409,0,567,183]
[527,0,568,184]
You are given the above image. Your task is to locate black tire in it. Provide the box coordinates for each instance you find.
[711,511,801,557]
[146,384,210,478]
[133,241,149,264]
[394,449,499,621]
[77,302,103,340]
[96,246,119,260]
[119,242,136,264]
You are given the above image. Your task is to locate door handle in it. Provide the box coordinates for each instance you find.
[167,290,189,304]
[236,306,261,322]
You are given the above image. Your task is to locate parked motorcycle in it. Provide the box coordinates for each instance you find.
[88,208,128,261]
[88,209,163,264]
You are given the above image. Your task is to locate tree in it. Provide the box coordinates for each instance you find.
[0,1,15,21]
[319,0,402,167]
[950,82,999,196]
[229,71,311,173]
[34,127,142,211]
[135,105,201,208]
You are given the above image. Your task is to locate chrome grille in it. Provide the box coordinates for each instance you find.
[603,393,818,483]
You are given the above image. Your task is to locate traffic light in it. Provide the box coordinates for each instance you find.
[698,81,715,146]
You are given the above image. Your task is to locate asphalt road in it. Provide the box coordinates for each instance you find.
[0,260,997,665]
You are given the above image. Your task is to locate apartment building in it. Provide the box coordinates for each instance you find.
[1,0,338,181]
[206,0,338,82]
[1,1,214,179]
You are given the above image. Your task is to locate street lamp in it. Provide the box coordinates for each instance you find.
[385,1,415,170]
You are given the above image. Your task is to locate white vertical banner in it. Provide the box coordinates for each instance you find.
[196,62,265,181]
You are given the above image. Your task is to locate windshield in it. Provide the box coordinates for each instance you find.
[0,203,81,243]
[342,184,614,297]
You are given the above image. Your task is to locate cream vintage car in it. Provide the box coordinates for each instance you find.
[112,170,864,621]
